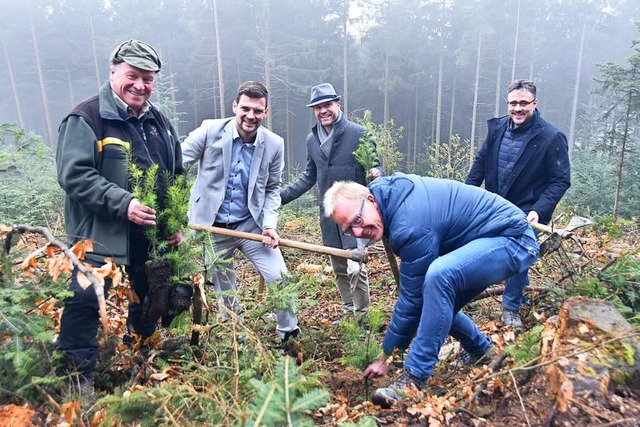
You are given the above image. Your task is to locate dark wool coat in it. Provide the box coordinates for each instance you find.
[465,109,571,225]
[281,116,381,249]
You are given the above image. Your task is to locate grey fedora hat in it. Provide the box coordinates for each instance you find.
[306,83,341,107]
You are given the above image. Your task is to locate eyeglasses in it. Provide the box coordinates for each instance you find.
[507,99,536,108]
[342,198,366,236]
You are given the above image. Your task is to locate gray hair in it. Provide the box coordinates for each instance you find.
[323,181,370,218]
[508,79,537,97]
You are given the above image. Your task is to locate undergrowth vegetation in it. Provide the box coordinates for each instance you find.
[2,198,640,425]
[0,231,69,405]
[1,121,640,425]
[0,123,63,229]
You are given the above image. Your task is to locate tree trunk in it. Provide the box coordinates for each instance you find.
[435,42,443,147]
[89,14,101,92]
[448,76,456,147]
[383,50,390,123]
[28,0,54,146]
[613,92,633,218]
[67,66,75,109]
[213,0,226,118]
[494,52,503,117]
[342,0,349,116]
[169,70,180,136]
[430,78,436,149]
[262,0,273,130]
[511,0,521,82]
[285,75,292,180]
[568,19,587,157]
[2,40,24,129]
[412,73,419,171]
[193,78,200,127]
[470,34,482,166]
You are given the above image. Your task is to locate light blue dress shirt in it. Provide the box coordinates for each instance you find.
[215,128,255,224]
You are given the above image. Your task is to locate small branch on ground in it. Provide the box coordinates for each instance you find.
[6,224,110,335]
[458,354,507,408]
[472,286,548,302]
[510,370,531,427]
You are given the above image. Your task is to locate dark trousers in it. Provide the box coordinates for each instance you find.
[57,260,156,379]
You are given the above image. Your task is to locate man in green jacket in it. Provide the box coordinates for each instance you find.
[55,39,183,398]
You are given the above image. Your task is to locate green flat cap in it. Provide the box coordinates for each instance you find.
[110,39,161,72]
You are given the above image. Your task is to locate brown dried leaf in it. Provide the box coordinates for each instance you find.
[91,408,107,427]
[60,400,80,424]
[296,263,324,274]
[283,219,302,230]
[21,255,38,278]
[71,240,93,261]
[149,372,170,382]
[45,245,60,258]
[45,254,73,282]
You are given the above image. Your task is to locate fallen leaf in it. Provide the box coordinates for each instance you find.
[91,408,107,427]
[60,400,81,424]
[284,219,302,230]
[71,240,93,260]
[149,372,170,381]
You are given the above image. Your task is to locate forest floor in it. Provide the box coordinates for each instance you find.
[1,211,640,426]
[280,223,640,427]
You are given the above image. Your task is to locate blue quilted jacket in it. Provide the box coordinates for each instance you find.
[369,173,530,355]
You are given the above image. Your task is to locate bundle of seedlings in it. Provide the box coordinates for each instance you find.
[127,154,195,328]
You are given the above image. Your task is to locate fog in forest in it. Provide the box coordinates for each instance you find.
[1,0,639,183]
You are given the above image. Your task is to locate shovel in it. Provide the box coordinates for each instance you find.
[530,215,592,257]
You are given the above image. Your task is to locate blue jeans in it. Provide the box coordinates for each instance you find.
[404,229,538,379]
[503,229,537,311]
[503,269,529,311]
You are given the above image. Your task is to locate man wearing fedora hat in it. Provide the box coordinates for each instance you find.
[56,39,183,398]
[281,83,383,322]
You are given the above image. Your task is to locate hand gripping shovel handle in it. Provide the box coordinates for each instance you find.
[189,223,368,262]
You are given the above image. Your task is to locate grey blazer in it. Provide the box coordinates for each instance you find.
[182,118,284,230]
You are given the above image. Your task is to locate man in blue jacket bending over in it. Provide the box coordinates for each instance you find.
[323,173,539,408]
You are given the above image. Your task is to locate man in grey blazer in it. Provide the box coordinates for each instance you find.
[281,83,382,323]
[182,81,300,342]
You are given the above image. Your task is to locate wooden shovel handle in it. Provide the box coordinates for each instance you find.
[189,223,367,262]
[530,222,572,238]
